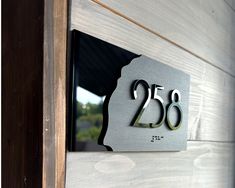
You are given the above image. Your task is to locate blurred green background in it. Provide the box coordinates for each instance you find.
[76,101,103,142]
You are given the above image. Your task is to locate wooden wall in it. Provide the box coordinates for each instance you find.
[66,0,235,187]
[2,0,44,187]
[2,0,67,187]
[43,0,67,187]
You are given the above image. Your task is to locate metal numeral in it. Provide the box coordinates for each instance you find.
[166,90,182,130]
[131,80,151,128]
[150,84,166,128]
[130,80,183,130]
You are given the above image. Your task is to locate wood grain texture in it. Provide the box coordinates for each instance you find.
[43,0,67,187]
[71,0,235,142]
[68,1,235,187]
[93,0,235,76]
[66,142,234,188]
[2,0,43,187]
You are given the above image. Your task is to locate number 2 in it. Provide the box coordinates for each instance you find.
[131,80,151,128]
[131,80,165,128]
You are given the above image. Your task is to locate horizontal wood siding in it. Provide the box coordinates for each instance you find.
[225,0,235,11]
[67,0,235,187]
[67,142,234,188]
[93,0,235,76]
[70,0,235,142]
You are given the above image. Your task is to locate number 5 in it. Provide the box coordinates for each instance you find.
[150,84,166,128]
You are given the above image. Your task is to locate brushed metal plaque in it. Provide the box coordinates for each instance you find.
[99,55,190,151]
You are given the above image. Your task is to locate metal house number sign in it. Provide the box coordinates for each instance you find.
[131,80,182,130]
[99,55,190,151]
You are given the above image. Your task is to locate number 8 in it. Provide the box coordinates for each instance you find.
[166,89,183,130]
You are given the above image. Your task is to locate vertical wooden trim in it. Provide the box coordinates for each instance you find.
[43,0,55,187]
[43,0,68,187]
[2,0,67,186]
[54,0,68,187]
[2,0,44,187]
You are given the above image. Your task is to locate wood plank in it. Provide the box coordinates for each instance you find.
[92,0,235,76]
[225,0,235,11]
[2,0,44,187]
[66,142,234,188]
[70,0,235,141]
[43,0,67,187]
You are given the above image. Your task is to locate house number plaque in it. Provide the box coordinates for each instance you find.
[99,55,190,151]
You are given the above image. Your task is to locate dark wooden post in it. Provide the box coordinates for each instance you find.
[2,0,67,187]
